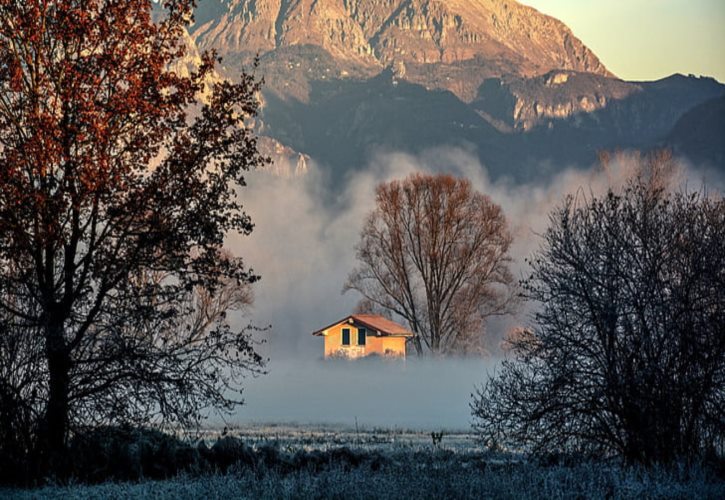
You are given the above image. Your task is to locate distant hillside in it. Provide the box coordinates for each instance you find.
[667,95,725,167]
[259,69,724,181]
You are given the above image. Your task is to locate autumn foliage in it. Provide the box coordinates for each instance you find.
[0,0,267,480]
[345,173,516,356]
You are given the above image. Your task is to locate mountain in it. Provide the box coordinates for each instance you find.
[258,69,723,181]
[186,0,725,180]
[666,95,725,167]
[192,0,610,102]
[473,71,638,132]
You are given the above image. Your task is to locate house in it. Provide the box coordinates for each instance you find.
[312,314,414,359]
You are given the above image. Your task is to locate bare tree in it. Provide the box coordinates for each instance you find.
[0,0,268,471]
[345,173,516,356]
[68,270,262,431]
[0,277,45,481]
[472,170,725,465]
[0,269,262,482]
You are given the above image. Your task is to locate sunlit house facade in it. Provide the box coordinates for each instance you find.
[312,314,413,359]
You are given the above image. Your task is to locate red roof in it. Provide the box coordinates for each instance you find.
[312,314,414,337]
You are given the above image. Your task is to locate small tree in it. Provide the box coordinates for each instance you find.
[345,173,516,356]
[0,0,267,471]
[471,173,725,465]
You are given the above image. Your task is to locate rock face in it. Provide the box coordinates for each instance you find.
[257,136,311,177]
[365,0,609,73]
[170,29,224,103]
[193,0,376,64]
[192,0,611,101]
[473,71,640,131]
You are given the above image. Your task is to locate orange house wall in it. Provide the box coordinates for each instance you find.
[322,322,407,358]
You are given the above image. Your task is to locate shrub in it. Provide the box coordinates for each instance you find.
[472,175,725,465]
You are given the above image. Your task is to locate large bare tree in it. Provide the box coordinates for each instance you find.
[0,0,267,471]
[472,169,725,465]
[345,173,516,356]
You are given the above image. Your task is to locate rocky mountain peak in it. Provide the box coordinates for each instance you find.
[191,0,612,101]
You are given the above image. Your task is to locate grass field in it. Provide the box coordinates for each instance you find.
[4,424,723,499]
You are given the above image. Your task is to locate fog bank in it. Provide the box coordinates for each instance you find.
[233,358,495,431]
[223,149,721,428]
[231,148,722,360]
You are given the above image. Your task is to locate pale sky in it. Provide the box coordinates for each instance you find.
[521,0,725,82]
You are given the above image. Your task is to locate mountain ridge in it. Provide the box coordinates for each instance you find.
[185,1,725,178]
[192,0,611,102]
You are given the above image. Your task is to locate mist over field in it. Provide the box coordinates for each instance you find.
[231,357,495,430]
[232,148,723,359]
[220,149,724,428]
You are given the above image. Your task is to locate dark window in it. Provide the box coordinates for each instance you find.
[358,328,367,346]
[342,328,350,346]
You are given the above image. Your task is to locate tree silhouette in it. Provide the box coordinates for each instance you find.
[0,0,267,471]
[472,170,725,464]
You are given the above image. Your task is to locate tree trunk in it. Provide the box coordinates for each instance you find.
[414,337,423,356]
[410,327,423,356]
[41,322,71,467]
[45,353,70,452]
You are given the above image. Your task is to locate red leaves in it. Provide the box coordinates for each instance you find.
[6,57,23,91]
[0,0,264,259]
[0,0,201,200]
[0,0,265,302]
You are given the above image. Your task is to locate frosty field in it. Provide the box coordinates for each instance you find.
[4,424,723,499]
[192,423,482,452]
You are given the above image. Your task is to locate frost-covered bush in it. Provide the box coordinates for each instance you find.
[25,427,397,486]
[6,425,722,497]
[68,426,203,482]
[209,436,256,471]
[473,176,725,465]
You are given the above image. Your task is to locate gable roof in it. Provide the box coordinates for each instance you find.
[312,314,414,337]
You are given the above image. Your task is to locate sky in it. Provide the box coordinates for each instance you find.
[521,0,725,82]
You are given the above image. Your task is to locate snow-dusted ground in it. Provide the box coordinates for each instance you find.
[5,424,723,499]
[191,422,483,452]
[6,459,721,499]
